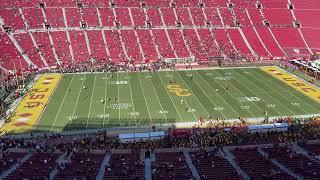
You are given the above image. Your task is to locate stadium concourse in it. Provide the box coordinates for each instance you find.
[1,0,320,179]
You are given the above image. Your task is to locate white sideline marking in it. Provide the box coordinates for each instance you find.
[137,73,152,122]
[86,74,97,129]
[176,72,210,118]
[127,72,138,127]
[196,71,239,118]
[50,75,75,131]
[68,74,87,127]
[210,71,257,117]
[166,71,198,120]
[157,73,183,122]
[146,72,168,122]
[103,74,108,128]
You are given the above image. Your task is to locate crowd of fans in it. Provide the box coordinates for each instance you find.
[55,61,177,74]
[0,70,36,115]
[1,116,320,153]
[1,116,320,179]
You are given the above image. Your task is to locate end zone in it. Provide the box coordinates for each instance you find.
[0,74,62,134]
[261,66,320,103]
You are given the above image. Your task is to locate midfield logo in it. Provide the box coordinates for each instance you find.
[167,84,192,97]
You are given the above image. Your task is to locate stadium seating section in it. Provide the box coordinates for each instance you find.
[4,152,62,179]
[1,144,320,179]
[263,146,320,179]
[0,0,319,71]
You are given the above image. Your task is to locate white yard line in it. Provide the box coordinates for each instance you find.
[103,74,108,128]
[117,73,121,126]
[137,73,152,122]
[127,72,138,127]
[50,75,75,131]
[33,75,63,132]
[234,70,286,116]
[175,71,210,117]
[214,70,266,114]
[146,72,168,122]
[260,66,318,113]
[255,69,314,113]
[69,74,86,127]
[244,70,296,115]
[86,74,97,129]
[194,71,238,119]
[207,70,257,118]
[275,66,320,90]
[157,73,184,122]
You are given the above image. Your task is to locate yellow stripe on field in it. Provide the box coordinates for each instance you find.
[1,74,61,134]
[260,66,320,103]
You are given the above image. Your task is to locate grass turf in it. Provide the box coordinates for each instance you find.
[34,67,320,133]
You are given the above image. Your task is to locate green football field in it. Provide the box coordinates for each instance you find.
[34,67,320,133]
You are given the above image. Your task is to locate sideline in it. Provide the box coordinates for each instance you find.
[0,74,62,134]
[62,65,264,75]
[4,113,320,139]
[261,66,320,103]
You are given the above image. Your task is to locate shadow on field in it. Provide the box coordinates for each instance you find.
[33,117,176,133]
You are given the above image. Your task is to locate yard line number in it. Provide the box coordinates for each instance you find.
[129,112,139,116]
[159,110,168,114]
[66,115,78,121]
[108,103,132,110]
[111,81,128,85]
[214,107,224,111]
[240,105,250,110]
[237,97,261,102]
[267,104,276,108]
[97,114,110,118]
[214,76,232,81]
[291,102,300,106]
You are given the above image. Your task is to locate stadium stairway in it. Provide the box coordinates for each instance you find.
[49,151,76,179]
[289,5,313,55]
[222,147,250,180]
[257,147,303,180]
[144,156,152,180]
[49,165,59,179]
[183,150,200,180]
[293,144,320,164]
[3,146,320,179]
[6,33,35,68]
[1,153,32,179]
[245,9,272,57]
[150,150,156,161]
[238,28,255,56]
[96,153,111,180]
[83,31,92,63]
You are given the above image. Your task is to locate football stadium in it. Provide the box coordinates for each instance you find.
[0,0,320,179]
